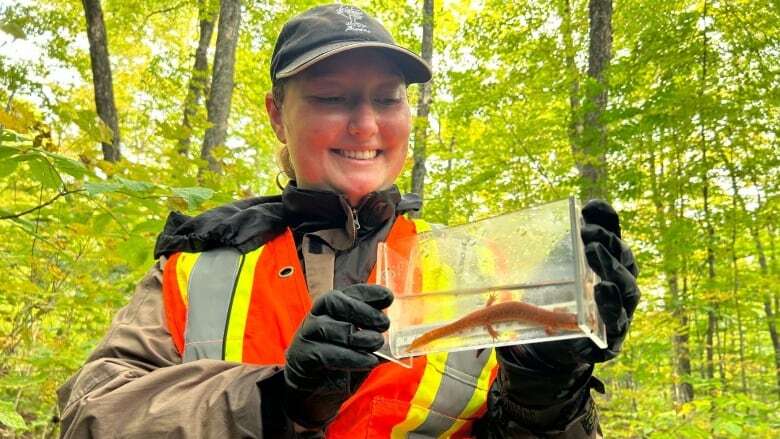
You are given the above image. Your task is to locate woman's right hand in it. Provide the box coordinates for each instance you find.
[283,284,393,430]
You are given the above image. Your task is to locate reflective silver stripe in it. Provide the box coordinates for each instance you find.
[183,248,242,362]
[409,349,493,437]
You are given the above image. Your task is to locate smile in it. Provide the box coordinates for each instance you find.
[335,149,380,160]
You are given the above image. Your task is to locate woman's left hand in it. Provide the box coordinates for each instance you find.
[491,200,640,418]
[510,199,640,368]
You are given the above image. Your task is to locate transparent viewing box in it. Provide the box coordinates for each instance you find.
[374,197,606,367]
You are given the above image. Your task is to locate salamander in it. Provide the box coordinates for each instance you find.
[405,295,579,353]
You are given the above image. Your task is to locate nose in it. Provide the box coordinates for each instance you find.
[347,100,379,140]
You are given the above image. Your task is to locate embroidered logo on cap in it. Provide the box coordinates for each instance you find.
[336,5,370,33]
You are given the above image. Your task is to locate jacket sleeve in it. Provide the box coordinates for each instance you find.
[475,349,603,438]
[57,263,287,438]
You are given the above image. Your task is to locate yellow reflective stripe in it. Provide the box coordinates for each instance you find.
[390,352,450,438]
[420,241,456,293]
[476,245,498,277]
[439,349,498,437]
[442,418,467,438]
[391,217,497,438]
[176,252,201,306]
[223,246,263,362]
[411,218,432,233]
[412,218,456,325]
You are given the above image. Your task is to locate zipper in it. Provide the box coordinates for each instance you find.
[348,208,361,249]
[351,208,361,234]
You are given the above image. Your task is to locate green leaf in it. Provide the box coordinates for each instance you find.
[91,212,114,230]
[132,218,164,234]
[117,234,152,267]
[0,145,20,160]
[0,208,35,228]
[715,420,743,436]
[156,120,188,141]
[45,152,88,178]
[116,177,156,193]
[84,180,122,196]
[0,22,26,40]
[0,158,19,178]
[172,187,215,209]
[0,373,45,389]
[0,401,27,431]
[27,156,61,188]
[0,130,27,144]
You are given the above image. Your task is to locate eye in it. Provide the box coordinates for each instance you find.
[375,96,402,106]
[313,96,346,104]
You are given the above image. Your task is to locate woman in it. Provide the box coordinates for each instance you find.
[58,4,639,438]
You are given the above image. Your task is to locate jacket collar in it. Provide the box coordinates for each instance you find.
[154,183,422,258]
[282,182,404,237]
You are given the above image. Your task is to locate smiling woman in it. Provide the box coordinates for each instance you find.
[265,49,412,206]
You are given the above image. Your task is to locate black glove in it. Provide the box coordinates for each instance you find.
[284,284,393,430]
[523,199,640,366]
[495,199,640,407]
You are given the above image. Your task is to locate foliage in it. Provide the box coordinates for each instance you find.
[0,0,778,437]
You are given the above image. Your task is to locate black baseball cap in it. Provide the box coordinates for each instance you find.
[270,4,432,84]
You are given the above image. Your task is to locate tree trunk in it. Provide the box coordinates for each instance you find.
[761,228,780,398]
[81,0,121,162]
[755,225,779,398]
[560,0,583,178]
[698,0,717,383]
[719,154,748,393]
[754,180,780,399]
[673,140,695,403]
[410,0,434,218]
[179,0,217,156]
[742,177,780,398]
[730,211,748,393]
[578,0,611,202]
[201,0,241,173]
[649,142,693,403]
[671,273,694,403]
[445,135,455,224]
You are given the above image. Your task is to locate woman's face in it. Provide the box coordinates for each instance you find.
[266,49,412,206]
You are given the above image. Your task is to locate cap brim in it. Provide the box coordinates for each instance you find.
[275,41,432,84]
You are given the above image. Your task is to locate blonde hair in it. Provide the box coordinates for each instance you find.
[272,78,296,181]
[277,145,295,180]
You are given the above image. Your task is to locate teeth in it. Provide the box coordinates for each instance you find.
[337,150,378,160]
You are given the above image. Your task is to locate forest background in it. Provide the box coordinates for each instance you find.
[0,0,778,437]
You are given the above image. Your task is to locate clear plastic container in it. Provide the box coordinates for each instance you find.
[374,197,606,367]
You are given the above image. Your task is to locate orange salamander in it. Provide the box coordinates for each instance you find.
[405,295,579,353]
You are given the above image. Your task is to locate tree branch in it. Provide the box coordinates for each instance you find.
[143,1,188,24]
[0,188,85,220]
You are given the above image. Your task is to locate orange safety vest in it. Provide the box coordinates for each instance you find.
[162,215,499,438]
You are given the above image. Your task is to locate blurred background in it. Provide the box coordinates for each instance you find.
[0,0,777,436]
